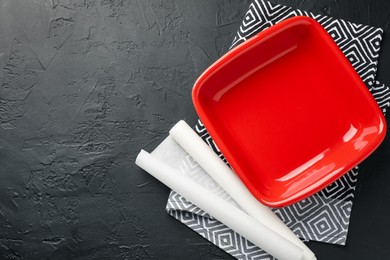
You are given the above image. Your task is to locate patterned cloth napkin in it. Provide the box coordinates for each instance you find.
[164,0,390,259]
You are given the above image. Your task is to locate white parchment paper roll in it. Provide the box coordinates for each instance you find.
[169,120,316,260]
[136,150,304,260]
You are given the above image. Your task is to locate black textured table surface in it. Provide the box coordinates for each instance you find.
[1,0,389,259]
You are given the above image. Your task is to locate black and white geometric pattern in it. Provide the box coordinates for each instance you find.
[370,81,390,114]
[231,0,383,86]
[168,191,274,260]
[166,1,390,259]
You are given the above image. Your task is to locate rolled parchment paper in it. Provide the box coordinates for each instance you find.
[170,120,316,260]
[136,150,304,260]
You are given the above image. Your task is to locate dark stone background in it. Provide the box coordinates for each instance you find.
[0,0,389,259]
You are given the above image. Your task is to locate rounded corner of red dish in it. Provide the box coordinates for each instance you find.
[379,113,387,138]
[370,111,387,156]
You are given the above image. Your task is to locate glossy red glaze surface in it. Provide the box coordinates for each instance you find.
[192,16,387,207]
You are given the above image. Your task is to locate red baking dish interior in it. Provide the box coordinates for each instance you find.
[192,16,387,207]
